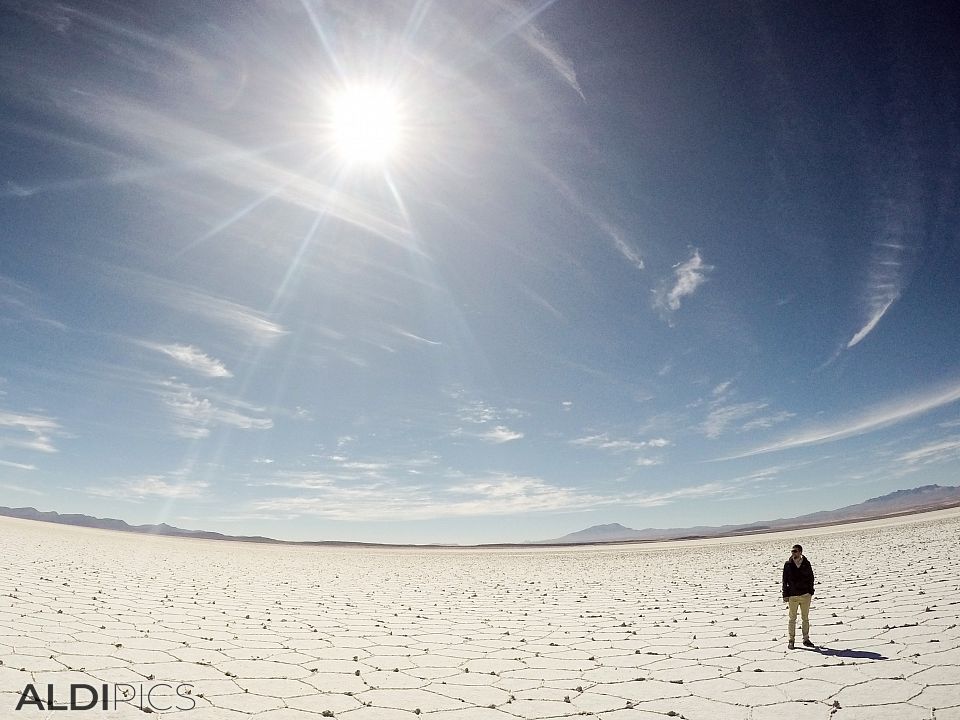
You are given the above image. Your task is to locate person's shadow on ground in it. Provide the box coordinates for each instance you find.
[809,646,887,660]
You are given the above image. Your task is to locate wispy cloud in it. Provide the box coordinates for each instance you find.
[0,410,63,453]
[624,482,731,507]
[702,401,770,439]
[519,284,565,321]
[454,397,499,424]
[897,436,960,466]
[478,425,524,443]
[534,163,643,272]
[251,447,738,523]
[570,433,669,453]
[392,327,442,346]
[486,0,584,101]
[846,74,922,349]
[86,475,210,500]
[0,459,37,471]
[118,271,288,346]
[139,341,232,378]
[655,250,712,314]
[635,457,662,467]
[163,288,288,347]
[0,482,43,495]
[155,379,272,439]
[719,380,960,460]
[448,391,526,443]
[518,21,585,101]
[699,382,793,439]
[254,472,607,521]
[712,380,733,397]
[847,296,896,348]
[740,411,796,432]
[2,181,39,197]
[0,275,66,330]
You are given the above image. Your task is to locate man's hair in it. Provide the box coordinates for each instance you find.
[792,544,802,552]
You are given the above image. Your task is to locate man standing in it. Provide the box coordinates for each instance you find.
[782,544,815,649]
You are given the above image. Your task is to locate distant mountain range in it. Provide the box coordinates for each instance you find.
[537,484,960,544]
[1,484,958,547]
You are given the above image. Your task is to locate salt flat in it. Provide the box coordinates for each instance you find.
[1,511,958,720]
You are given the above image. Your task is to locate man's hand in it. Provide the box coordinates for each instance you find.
[783,597,789,603]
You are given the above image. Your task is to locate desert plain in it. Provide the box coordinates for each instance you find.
[0,510,958,720]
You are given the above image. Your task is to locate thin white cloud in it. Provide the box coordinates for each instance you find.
[719,380,960,460]
[449,393,526,429]
[656,249,712,312]
[86,475,209,500]
[393,328,442,346]
[0,410,62,453]
[845,114,920,350]
[701,401,769,439]
[255,473,608,521]
[2,181,39,197]
[519,22,585,101]
[519,285,565,321]
[847,297,896,348]
[0,482,43,495]
[635,457,662,467]
[0,275,66,330]
[293,406,313,421]
[120,271,287,346]
[0,459,37,471]
[456,399,498,424]
[166,289,288,347]
[570,433,671,452]
[699,381,792,439]
[740,411,795,432]
[251,448,736,522]
[479,425,524,443]
[712,381,733,397]
[623,482,730,507]
[571,433,648,453]
[534,163,643,272]
[140,342,232,378]
[897,436,960,465]
[156,379,272,439]
[488,0,584,101]
[606,222,645,271]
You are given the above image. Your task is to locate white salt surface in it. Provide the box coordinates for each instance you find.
[1,511,959,719]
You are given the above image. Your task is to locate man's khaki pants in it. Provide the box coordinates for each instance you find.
[787,593,812,641]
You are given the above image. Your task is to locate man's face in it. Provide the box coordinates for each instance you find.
[791,547,802,558]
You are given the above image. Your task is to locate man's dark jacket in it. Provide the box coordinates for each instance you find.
[782,557,815,599]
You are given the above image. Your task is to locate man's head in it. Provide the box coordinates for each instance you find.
[791,544,803,557]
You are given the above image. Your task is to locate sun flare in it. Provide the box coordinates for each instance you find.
[328,85,403,165]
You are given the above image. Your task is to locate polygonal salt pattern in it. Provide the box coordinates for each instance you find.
[0,510,958,718]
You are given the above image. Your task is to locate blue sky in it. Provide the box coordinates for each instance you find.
[1,1,959,544]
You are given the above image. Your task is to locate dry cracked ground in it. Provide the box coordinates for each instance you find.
[1,510,958,720]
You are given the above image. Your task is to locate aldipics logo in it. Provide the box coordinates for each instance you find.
[15,682,196,712]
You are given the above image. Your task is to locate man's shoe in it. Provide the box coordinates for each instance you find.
[787,641,795,650]
[802,638,814,647]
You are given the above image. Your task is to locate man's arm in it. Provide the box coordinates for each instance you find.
[782,562,789,600]
[808,561,814,595]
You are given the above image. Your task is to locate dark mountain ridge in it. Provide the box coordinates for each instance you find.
[539,484,960,544]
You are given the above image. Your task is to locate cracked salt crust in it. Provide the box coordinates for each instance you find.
[1,509,958,719]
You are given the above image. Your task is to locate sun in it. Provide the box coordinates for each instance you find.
[327,85,404,166]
